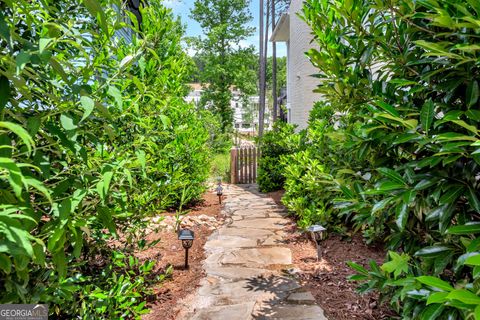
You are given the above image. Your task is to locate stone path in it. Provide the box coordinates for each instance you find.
[178,184,327,320]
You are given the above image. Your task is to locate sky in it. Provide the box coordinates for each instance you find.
[163,0,287,57]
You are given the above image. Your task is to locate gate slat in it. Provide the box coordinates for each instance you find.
[239,147,243,184]
[243,147,247,183]
[252,147,257,183]
[247,147,252,183]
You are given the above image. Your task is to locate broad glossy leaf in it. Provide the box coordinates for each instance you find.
[377,167,406,185]
[447,289,480,305]
[439,187,464,205]
[417,276,453,291]
[80,96,94,122]
[420,99,434,133]
[15,51,30,73]
[60,114,77,131]
[0,121,34,154]
[39,38,52,54]
[0,157,24,197]
[425,204,451,222]
[396,203,408,231]
[447,223,480,235]
[436,132,477,142]
[465,254,480,266]
[450,120,478,134]
[467,81,479,107]
[467,187,480,212]
[415,246,452,257]
[372,197,393,213]
[466,110,480,121]
[415,178,441,191]
[120,55,134,69]
[108,85,123,109]
[392,133,422,145]
[376,101,399,116]
[427,292,448,305]
[420,303,444,320]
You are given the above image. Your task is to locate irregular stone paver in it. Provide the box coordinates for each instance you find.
[177,184,327,320]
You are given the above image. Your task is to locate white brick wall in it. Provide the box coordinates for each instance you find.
[286,0,322,131]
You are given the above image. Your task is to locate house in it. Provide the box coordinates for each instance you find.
[114,0,144,43]
[185,83,203,107]
[186,84,271,134]
[231,89,271,134]
[270,0,321,130]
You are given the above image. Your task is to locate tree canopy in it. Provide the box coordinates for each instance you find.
[190,0,255,132]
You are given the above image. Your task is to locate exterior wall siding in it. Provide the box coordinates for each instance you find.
[287,0,322,130]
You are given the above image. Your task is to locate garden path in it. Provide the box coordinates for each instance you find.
[177,184,327,320]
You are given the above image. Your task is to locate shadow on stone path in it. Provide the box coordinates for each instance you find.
[177,184,327,320]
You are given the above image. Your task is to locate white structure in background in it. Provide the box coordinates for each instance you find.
[270,0,321,131]
[185,83,203,107]
[186,84,271,135]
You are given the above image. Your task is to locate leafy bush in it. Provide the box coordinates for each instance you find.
[0,0,212,317]
[257,121,302,192]
[264,0,480,317]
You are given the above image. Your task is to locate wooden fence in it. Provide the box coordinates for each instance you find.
[230,146,260,184]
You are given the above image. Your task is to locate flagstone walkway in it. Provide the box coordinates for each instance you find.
[177,184,327,320]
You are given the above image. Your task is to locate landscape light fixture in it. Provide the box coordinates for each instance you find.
[307,225,327,261]
[216,177,223,204]
[178,229,194,269]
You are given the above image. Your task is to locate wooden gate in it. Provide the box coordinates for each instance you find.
[230,146,260,184]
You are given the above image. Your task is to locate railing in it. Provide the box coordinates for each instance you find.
[230,146,260,184]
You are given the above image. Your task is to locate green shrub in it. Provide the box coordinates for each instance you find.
[0,0,212,317]
[257,121,302,192]
[270,0,480,317]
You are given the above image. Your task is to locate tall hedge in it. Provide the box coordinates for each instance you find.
[265,0,480,318]
[0,0,211,317]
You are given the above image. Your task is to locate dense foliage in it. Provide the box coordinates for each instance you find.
[257,121,301,192]
[190,0,256,133]
[0,0,212,317]
[259,0,480,317]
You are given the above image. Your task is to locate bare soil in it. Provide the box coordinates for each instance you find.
[141,192,224,320]
[268,190,395,320]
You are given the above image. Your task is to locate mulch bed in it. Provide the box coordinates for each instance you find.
[141,192,224,320]
[268,190,396,320]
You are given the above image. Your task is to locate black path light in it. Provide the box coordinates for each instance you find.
[178,229,194,269]
[307,225,327,261]
[216,176,223,204]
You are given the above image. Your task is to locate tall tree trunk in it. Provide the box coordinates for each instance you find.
[271,0,278,122]
[258,0,266,137]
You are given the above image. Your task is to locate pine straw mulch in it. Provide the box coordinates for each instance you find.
[140,191,224,320]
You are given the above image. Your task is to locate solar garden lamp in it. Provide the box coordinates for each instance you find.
[178,229,194,269]
[307,225,327,261]
[216,176,223,204]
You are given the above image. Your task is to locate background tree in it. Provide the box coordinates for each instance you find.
[190,0,255,133]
